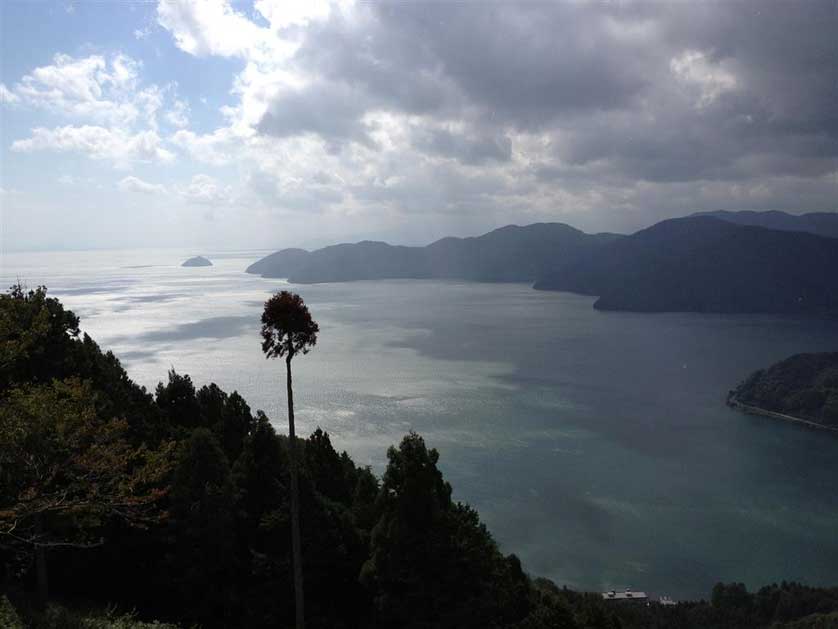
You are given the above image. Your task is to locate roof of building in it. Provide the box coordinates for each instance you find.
[602,588,648,601]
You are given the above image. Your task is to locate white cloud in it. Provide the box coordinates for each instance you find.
[12,125,174,165]
[180,174,233,205]
[156,0,268,58]
[0,83,20,104]
[4,52,188,134]
[253,0,337,30]
[670,50,737,107]
[118,175,166,194]
[14,54,129,123]
[5,53,148,125]
[165,98,190,128]
[171,127,241,165]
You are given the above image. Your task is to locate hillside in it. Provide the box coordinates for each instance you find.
[730,352,838,428]
[246,223,621,283]
[694,210,838,239]
[534,216,838,314]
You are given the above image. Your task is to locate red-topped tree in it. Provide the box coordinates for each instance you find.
[260,290,319,629]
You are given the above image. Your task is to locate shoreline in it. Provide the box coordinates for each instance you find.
[727,396,838,435]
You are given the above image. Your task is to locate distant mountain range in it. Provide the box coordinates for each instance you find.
[694,210,838,239]
[246,223,620,283]
[533,216,838,313]
[247,211,838,314]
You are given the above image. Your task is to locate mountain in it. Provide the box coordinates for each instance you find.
[693,210,838,239]
[181,256,212,267]
[730,352,838,429]
[246,223,621,283]
[425,223,620,281]
[534,216,838,314]
[243,248,309,276]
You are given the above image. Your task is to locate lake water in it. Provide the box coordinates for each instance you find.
[4,247,838,600]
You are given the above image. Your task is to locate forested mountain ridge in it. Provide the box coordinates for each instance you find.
[730,352,838,428]
[693,210,838,239]
[245,222,621,283]
[3,285,838,629]
[533,216,838,314]
[247,213,838,314]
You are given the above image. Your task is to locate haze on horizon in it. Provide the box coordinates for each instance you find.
[1,0,837,254]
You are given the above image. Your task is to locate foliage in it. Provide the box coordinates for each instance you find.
[0,284,80,392]
[1,595,25,629]
[20,602,182,628]
[732,353,838,427]
[361,432,541,628]
[260,291,319,359]
[0,377,173,564]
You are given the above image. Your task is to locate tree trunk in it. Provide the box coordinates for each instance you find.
[286,356,305,629]
[35,515,49,607]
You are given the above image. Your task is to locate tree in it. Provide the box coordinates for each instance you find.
[361,432,534,629]
[260,291,319,629]
[0,284,80,393]
[155,369,202,431]
[169,429,236,624]
[0,378,172,605]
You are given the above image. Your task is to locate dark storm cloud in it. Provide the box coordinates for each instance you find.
[369,2,652,125]
[254,0,837,223]
[412,127,512,164]
[257,80,374,145]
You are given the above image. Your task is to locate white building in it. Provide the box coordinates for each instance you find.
[602,587,648,602]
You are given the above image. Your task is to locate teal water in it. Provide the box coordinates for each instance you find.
[3,248,838,599]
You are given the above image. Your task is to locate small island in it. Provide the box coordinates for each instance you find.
[181,256,212,267]
[728,352,838,432]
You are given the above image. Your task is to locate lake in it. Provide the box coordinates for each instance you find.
[4,247,838,600]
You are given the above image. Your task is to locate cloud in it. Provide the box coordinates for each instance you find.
[3,52,191,138]
[135,1,838,238]
[412,125,512,165]
[0,83,19,104]
[156,0,268,58]
[7,53,143,125]
[670,50,737,107]
[256,80,373,144]
[118,175,166,194]
[171,127,239,165]
[180,174,233,205]
[165,98,190,128]
[12,125,174,164]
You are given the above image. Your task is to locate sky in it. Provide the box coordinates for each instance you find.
[1,0,837,252]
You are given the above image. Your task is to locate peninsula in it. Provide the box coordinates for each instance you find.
[729,352,838,432]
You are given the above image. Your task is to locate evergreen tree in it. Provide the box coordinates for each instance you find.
[260,291,320,629]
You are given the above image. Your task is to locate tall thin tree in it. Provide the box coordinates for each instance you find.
[260,291,319,629]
